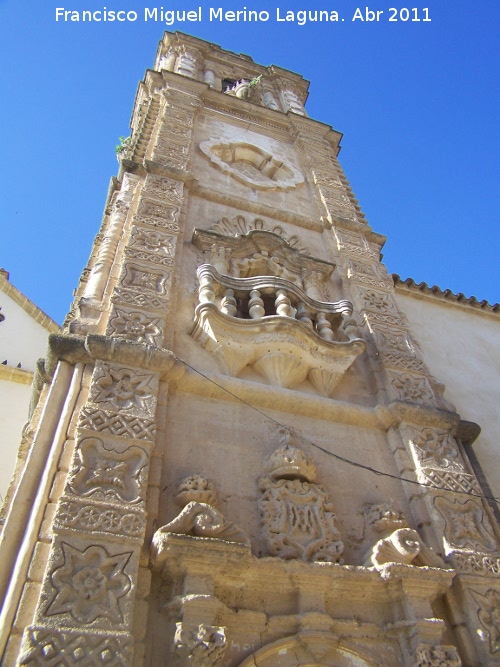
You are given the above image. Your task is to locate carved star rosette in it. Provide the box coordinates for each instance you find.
[46,543,132,624]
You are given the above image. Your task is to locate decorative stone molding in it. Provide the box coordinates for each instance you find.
[452,552,500,576]
[199,139,304,190]
[55,499,145,539]
[90,365,158,417]
[389,371,435,404]
[409,427,462,470]
[142,174,184,204]
[259,435,344,562]
[107,308,163,346]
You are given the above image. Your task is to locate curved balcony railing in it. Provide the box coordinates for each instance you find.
[196,264,360,342]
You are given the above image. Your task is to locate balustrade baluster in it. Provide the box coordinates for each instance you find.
[316,312,334,341]
[296,302,313,328]
[221,288,238,317]
[275,289,293,317]
[248,289,265,319]
[198,271,216,304]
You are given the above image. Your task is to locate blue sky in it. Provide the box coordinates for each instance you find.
[1,0,498,324]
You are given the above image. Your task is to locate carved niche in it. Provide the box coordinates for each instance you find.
[190,220,365,395]
[258,431,344,562]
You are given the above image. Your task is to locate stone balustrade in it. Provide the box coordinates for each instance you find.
[196,264,358,342]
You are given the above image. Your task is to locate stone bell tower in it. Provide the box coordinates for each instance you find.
[1,31,499,667]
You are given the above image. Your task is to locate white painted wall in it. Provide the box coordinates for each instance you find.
[0,284,58,500]
[0,378,32,501]
[395,292,500,499]
[0,291,51,373]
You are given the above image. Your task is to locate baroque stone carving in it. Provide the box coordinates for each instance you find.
[418,468,481,495]
[78,406,157,441]
[258,434,344,562]
[363,502,445,568]
[68,437,148,504]
[108,308,163,346]
[111,287,170,312]
[409,428,462,469]
[209,215,311,255]
[46,543,132,624]
[199,140,304,190]
[129,227,176,256]
[360,289,394,312]
[152,474,249,547]
[174,623,227,667]
[138,199,180,221]
[434,497,497,553]
[453,552,500,576]
[413,644,462,667]
[19,626,133,666]
[90,365,157,416]
[56,499,145,538]
[120,263,171,295]
[390,372,434,403]
[470,588,500,654]
[142,174,184,203]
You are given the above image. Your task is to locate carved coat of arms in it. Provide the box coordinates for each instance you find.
[258,436,344,563]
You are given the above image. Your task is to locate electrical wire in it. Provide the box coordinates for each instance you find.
[175,355,500,507]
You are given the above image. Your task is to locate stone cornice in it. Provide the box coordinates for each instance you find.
[176,365,463,433]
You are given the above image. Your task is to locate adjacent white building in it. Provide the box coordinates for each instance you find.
[0,269,59,501]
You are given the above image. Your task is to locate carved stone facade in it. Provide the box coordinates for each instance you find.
[1,31,499,667]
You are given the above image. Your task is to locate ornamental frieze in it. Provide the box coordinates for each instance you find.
[408,428,463,470]
[120,263,171,296]
[128,227,176,257]
[78,406,157,442]
[55,499,145,539]
[111,286,170,313]
[18,626,133,667]
[131,215,180,234]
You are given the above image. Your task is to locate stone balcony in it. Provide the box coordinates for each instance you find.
[190,264,366,396]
